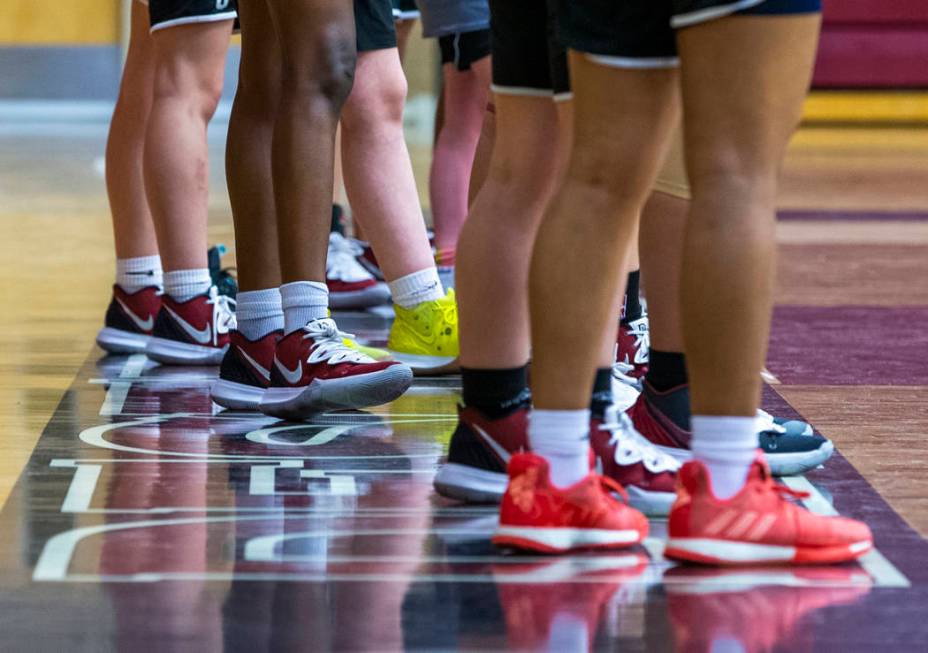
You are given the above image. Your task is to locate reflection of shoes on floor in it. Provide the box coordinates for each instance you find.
[146,286,235,366]
[96,285,162,355]
[493,554,648,651]
[211,330,280,411]
[434,405,529,503]
[628,382,833,476]
[327,233,391,309]
[664,565,872,653]
[592,405,679,517]
[493,453,648,554]
[613,315,649,391]
[387,289,459,371]
[665,454,873,566]
[259,318,413,420]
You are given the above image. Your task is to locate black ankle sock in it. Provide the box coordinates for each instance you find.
[646,349,688,392]
[621,270,643,324]
[331,204,346,235]
[461,366,531,418]
[589,367,613,421]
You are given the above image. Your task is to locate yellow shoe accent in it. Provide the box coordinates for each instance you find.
[342,337,391,361]
[387,289,459,368]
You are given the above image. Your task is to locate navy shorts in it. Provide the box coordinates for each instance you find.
[145,0,237,32]
[392,0,421,20]
[489,0,570,100]
[356,0,398,52]
[558,0,822,68]
[439,29,491,71]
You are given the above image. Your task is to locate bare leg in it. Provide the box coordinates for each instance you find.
[266,0,356,283]
[467,104,496,206]
[679,15,821,417]
[226,0,282,292]
[430,56,491,264]
[340,48,434,281]
[457,95,568,369]
[395,18,416,63]
[640,191,687,353]
[106,0,158,260]
[530,53,678,409]
[144,21,232,272]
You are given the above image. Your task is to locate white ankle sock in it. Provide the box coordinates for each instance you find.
[388,267,445,309]
[164,268,211,303]
[529,409,591,488]
[690,415,759,500]
[236,288,284,340]
[280,281,329,333]
[116,255,163,293]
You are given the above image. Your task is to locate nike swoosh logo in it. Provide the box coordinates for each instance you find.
[165,306,212,344]
[115,297,154,331]
[239,347,271,382]
[275,357,303,385]
[473,424,511,464]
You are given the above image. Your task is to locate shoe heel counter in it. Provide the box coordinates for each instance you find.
[220,348,263,387]
[104,298,135,332]
[447,422,508,473]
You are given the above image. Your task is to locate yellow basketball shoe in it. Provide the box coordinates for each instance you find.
[342,337,391,361]
[387,289,459,370]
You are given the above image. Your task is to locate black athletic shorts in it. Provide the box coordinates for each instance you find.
[357,0,398,51]
[438,29,491,71]
[489,0,570,99]
[558,0,821,67]
[145,0,238,32]
[392,0,421,20]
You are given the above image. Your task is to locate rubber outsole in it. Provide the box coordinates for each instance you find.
[493,526,644,554]
[657,440,835,477]
[96,327,150,355]
[433,463,507,503]
[664,537,873,566]
[146,336,228,366]
[211,379,265,411]
[258,364,413,420]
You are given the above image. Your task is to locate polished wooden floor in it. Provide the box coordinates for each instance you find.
[0,113,927,650]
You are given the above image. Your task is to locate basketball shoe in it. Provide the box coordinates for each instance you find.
[433,405,529,503]
[493,452,649,553]
[97,285,162,355]
[387,289,459,370]
[259,317,413,420]
[665,454,873,565]
[352,237,385,281]
[628,382,833,476]
[613,315,650,390]
[211,330,281,410]
[146,286,235,365]
[327,233,391,309]
[592,405,680,516]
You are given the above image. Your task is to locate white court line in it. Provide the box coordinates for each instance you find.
[761,368,781,385]
[99,355,147,416]
[782,475,911,588]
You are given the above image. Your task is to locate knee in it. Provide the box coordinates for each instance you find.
[341,58,408,132]
[153,56,225,121]
[687,150,779,208]
[280,30,356,116]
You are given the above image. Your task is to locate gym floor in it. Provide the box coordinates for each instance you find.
[1,109,926,650]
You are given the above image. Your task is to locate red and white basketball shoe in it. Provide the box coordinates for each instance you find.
[613,315,650,390]
[493,453,649,554]
[433,404,530,503]
[665,454,873,566]
[327,233,391,309]
[259,317,413,420]
[210,330,281,410]
[592,406,680,516]
[96,285,162,355]
[145,286,235,365]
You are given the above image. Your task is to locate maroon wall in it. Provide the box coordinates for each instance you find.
[814,0,928,88]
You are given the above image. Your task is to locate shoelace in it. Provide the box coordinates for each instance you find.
[206,285,236,345]
[599,406,680,474]
[754,463,810,501]
[303,318,377,365]
[623,317,650,365]
[598,473,630,505]
[327,233,375,283]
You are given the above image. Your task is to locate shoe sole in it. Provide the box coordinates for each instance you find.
[388,352,459,375]
[96,327,149,355]
[625,486,677,518]
[329,284,391,310]
[211,379,265,411]
[493,526,644,554]
[664,537,873,566]
[146,337,228,366]
[656,440,835,477]
[433,463,506,503]
[258,364,413,420]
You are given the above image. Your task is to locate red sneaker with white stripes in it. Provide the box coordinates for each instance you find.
[211,330,281,411]
[259,317,413,420]
[665,454,873,566]
[97,285,162,355]
[613,315,649,390]
[493,452,649,554]
[146,286,235,366]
